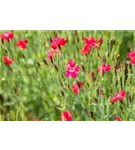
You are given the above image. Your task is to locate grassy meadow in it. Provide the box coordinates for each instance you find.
[0,30,135,121]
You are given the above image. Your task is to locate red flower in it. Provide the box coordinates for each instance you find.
[0,32,14,41]
[72,81,84,94]
[111,90,126,103]
[72,83,80,94]
[51,42,58,49]
[119,90,126,101]
[127,51,135,58]
[116,116,122,121]
[130,58,135,64]
[98,64,111,73]
[83,37,97,47]
[3,56,14,66]
[32,119,41,121]
[80,37,103,55]
[65,60,80,78]
[59,38,67,46]
[51,37,67,49]
[60,111,73,121]
[80,45,92,55]
[127,51,135,65]
[83,37,98,48]
[17,40,28,49]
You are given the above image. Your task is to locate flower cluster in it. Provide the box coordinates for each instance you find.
[1,32,130,121]
[1,32,29,66]
[47,37,67,61]
[80,37,103,55]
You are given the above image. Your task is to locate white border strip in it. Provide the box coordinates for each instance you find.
[0,24,135,30]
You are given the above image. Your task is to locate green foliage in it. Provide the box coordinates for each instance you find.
[119,31,134,63]
[0,30,135,121]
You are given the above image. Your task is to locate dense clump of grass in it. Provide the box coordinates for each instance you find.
[0,30,135,121]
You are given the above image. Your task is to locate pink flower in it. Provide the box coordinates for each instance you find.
[74,65,81,72]
[67,60,76,68]
[0,32,14,41]
[65,69,78,78]
[98,64,111,73]
[65,60,80,78]
[111,90,126,103]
